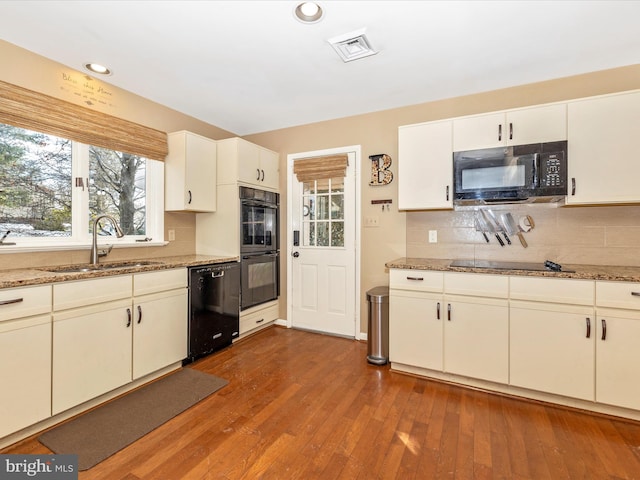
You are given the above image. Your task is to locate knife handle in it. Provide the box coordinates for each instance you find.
[495,234,505,247]
[503,233,511,245]
[482,232,490,243]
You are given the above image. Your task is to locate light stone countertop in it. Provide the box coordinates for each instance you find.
[386,257,640,283]
[0,254,239,289]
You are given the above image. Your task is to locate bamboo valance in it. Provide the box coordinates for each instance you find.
[0,80,168,160]
[293,154,348,182]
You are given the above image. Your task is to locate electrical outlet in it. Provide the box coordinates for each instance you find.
[168,229,176,241]
[364,216,380,227]
[428,230,437,243]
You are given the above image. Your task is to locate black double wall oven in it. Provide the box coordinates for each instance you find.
[240,186,279,311]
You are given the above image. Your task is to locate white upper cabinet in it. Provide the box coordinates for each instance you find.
[566,91,640,205]
[217,137,279,191]
[398,120,453,210]
[165,131,217,212]
[452,103,567,151]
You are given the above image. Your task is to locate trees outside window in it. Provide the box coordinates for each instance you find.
[0,123,157,243]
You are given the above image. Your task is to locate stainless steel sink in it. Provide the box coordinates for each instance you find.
[40,260,162,273]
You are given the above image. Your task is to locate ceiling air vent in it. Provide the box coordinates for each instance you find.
[328,29,378,63]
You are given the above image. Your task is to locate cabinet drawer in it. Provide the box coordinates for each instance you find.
[134,268,187,296]
[389,269,443,293]
[240,304,278,335]
[510,276,594,305]
[0,284,52,322]
[444,272,508,298]
[596,281,640,310]
[54,275,132,311]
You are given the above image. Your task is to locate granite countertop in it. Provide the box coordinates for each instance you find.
[385,257,640,283]
[0,254,239,289]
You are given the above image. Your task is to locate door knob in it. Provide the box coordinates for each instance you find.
[292,251,300,258]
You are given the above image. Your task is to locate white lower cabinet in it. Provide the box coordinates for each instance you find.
[133,288,188,379]
[510,301,595,400]
[0,314,52,438]
[52,298,133,415]
[443,296,509,384]
[389,289,443,371]
[595,309,640,411]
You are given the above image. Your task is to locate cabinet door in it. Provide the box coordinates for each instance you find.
[398,120,453,210]
[596,312,640,410]
[389,290,443,371]
[453,112,505,151]
[184,132,217,211]
[510,302,595,400]
[567,91,640,205]
[165,131,217,212]
[132,289,188,379]
[0,315,51,438]
[52,299,132,415]
[259,148,279,190]
[443,297,508,384]
[237,139,262,186]
[505,103,566,145]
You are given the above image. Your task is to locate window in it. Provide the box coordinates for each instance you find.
[0,123,163,248]
[302,177,345,247]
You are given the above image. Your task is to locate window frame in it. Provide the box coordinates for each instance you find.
[0,133,165,253]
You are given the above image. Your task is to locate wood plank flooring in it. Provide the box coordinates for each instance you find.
[4,326,640,479]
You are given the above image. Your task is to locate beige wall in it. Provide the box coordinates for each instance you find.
[245,64,640,333]
[2,38,640,334]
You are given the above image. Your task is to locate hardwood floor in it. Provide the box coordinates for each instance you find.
[4,326,640,479]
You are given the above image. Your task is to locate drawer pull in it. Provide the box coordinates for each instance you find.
[601,318,607,341]
[256,318,265,324]
[631,292,640,297]
[0,297,23,306]
[586,317,591,338]
[406,276,424,281]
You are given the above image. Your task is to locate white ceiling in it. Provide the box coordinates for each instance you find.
[0,1,639,136]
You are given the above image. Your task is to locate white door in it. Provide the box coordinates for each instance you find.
[289,149,358,337]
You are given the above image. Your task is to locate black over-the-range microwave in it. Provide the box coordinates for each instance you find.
[452,141,568,205]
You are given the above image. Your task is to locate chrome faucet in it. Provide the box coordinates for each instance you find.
[90,215,124,265]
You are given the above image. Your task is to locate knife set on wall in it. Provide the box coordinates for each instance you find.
[475,210,534,248]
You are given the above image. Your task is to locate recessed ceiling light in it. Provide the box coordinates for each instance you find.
[84,63,112,76]
[294,2,323,23]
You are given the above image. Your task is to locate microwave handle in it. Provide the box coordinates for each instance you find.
[532,153,540,187]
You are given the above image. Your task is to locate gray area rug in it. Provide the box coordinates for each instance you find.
[39,368,228,471]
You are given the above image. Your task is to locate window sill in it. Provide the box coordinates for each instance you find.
[0,240,169,254]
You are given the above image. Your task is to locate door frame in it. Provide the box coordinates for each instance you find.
[286,145,362,339]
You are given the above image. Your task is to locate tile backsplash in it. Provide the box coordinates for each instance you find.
[407,204,640,267]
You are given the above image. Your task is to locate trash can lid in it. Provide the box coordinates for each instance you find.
[366,286,389,303]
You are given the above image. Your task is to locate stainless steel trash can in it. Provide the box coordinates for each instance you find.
[366,286,389,365]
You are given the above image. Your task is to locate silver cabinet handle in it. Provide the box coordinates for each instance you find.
[0,298,23,306]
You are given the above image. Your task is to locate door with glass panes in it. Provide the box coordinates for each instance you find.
[290,151,356,337]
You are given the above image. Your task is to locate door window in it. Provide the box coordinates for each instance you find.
[302,177,344,247]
